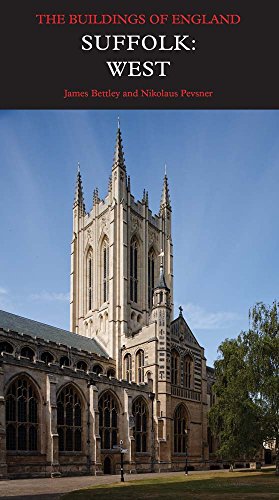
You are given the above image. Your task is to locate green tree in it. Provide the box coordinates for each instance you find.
[243,302,279,474]
[209,301,279,474]
[209,337,263,467]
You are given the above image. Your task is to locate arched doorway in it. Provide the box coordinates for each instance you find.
[104,456,112,474]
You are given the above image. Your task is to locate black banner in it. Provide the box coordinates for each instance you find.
[1,1,278,109]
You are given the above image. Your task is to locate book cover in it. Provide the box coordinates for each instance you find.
[0,1,278,496]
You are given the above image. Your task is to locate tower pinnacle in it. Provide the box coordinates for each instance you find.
[156,251,170,290]
[160,170,171,212]
[112,124,126,171]
[74,163,85,213]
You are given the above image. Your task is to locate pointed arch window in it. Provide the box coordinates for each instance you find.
[184,355,192,389]
[130,237,138,303]
[148,249,155,309]
[102,239,109,303]
[57,385,82,452]
[124,353,132,382]
[132,397,148,452]
[136,349,145,384]
[173,404,188,453]
[87,249,93,311]
[6,376,39,451]
[171,350,180,385]
[99,392,119,450]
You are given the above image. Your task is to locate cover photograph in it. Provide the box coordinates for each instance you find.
[0,1,278,498]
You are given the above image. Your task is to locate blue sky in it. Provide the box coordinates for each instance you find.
[0,110,278,366]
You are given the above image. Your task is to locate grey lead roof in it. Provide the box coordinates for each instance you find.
[0,310,108,358]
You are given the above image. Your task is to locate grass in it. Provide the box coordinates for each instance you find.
[63,469,279,500]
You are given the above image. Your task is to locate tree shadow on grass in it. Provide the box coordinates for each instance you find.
[62,472,279,500]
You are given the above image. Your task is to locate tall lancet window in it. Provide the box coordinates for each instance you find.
[102,239,109,303]
[130,237,138,303]
[123,353,132,382]
[136,349,145,383]
[171,349,180,385]
[184,355,193,389]
[87,249,93,311]
[148,249,155,309]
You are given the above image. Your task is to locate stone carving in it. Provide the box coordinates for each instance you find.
[149,230,159,246]
[131,216,142,233]
[98,216,109,235]
[87,228,92,241]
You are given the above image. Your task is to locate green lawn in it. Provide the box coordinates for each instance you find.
[63,470,279,500]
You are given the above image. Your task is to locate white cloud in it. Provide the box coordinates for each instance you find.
[30,291,70,302]
[182,302,241,330]
[0,287,13,311]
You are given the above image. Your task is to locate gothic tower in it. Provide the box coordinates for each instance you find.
[70,125,173,374]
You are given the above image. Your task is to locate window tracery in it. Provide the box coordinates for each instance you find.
[98,392,119,450]
[132,397,148,452]
[6,376,39,452]
[57,385,82,452]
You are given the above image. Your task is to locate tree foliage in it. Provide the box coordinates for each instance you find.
[209,337,263,462]
[244,302,279,444]
[244,302,279,472]
[209,301,279,470]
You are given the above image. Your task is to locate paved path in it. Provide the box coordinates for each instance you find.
[0,468,272,500]
[0,470,220,500]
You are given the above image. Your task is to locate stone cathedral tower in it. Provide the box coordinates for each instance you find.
[69,126,209,470]
[0,124,212,479]
[70,125,174,375]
